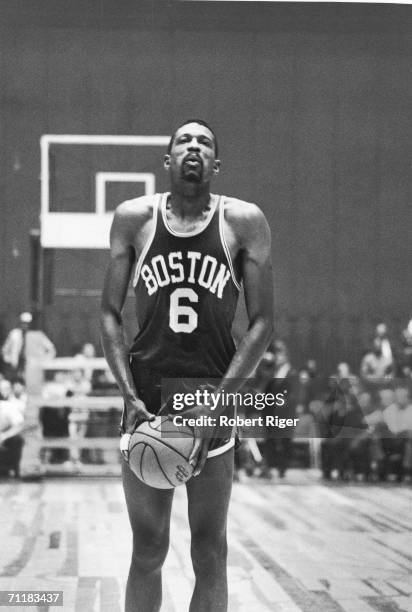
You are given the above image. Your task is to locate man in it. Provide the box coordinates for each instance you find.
[1,312,56,394]
[1,312,33,379]
[100,119,273,612]
[382,385,412,481]
[374,322,395,363]
[360,337,394,390]
[258,340,297,479]
[0,382,24,478]
[319,372,367,480]
[235,350,276,478]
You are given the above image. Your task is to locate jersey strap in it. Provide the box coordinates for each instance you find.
[132,195,161,288]
[218,197,242,291]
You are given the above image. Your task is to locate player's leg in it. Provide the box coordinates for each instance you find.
[186,447,234,612]
[122,460,174,612]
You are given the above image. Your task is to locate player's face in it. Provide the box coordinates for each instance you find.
[165,123,220,185]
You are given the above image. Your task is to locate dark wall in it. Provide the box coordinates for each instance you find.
[1,1,411,370]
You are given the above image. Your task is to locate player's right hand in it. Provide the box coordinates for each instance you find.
[120,398,155,463]
[124,397,156,434]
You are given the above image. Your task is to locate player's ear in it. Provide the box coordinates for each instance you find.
[164,154,171,170]
[213,159,221,175]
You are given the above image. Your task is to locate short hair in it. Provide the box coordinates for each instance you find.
[167,119,219,157]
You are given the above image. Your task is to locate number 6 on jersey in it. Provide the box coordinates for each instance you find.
[169,288,199,333]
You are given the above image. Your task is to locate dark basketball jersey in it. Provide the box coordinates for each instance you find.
[130,193,241,377]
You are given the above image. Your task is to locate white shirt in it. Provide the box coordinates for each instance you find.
[0,400,24,433]
[2,328,56,368]
[380,338,393,361]
[383,403,412,434]
[1,328,24,368]
[275,363,291,379]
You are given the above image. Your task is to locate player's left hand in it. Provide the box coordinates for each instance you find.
[184,406,215,477]
[189,432,210,477]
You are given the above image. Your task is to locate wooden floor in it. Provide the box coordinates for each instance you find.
[1,470,412,612]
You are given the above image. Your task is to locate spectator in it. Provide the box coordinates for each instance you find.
[304,358,325,401]
[360,337,394,391]
[235,351,275,479]
[1,377,28,417]
[1,312,56,395]
[293,371,318,439]
[42,372,69,401]
[11,378,28,416]
[80,342,96,359]
[383,386,412,435]
[39,373,71,464]
[66,368,91,466]
[400,327,412,380]
[258,340,298,479]
[365,388,399,481]
[1,312,32,379]
[336,362,359,388]
[319,375,367,480]
[374,322,395,363]
[296,368,312,414]
[73,343,97,382]
[0,379,13,402]
[66,368,92,397]
[0,383,24,478]
[379,386,412,481]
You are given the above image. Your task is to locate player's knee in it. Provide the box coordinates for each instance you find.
[131,531,169,573]
[191,531,227,575]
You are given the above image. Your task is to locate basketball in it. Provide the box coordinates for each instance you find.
[128,416,195,489]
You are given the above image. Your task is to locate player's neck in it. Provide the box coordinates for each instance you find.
[168,185,212,218]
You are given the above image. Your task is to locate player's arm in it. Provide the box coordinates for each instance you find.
[100,205,154,440]
[40,333,57,360]
[220,204,274,385]
[190,205,274,474]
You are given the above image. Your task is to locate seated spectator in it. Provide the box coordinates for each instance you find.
[294,398,317,438]
[11,377,28,416]
[381,386,412,481]
[319,376,368,480]
[81,343,96,359]
[400,327,412,380]
[374,322,395,363]
[39,372,70,464]
[73,343,97,382]
[383,386,412,435]
[360,390,386,433]
[304,358,325,401]
[360,337,394,391]
[91,367,118,395]
[235,350,275,479]
[294,369,322,437]
[42,371,70,400]
[296,368,311,414]
[336,362,360,395]
[0,379,13,403]
[66,368,92,397]
[353,391,387,480]
[66,368,91,466]
[258,341,298,479]
[0,384,24,478]
[366,388,400,481]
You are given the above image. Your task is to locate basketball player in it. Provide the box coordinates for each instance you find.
[100,120,273,612]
